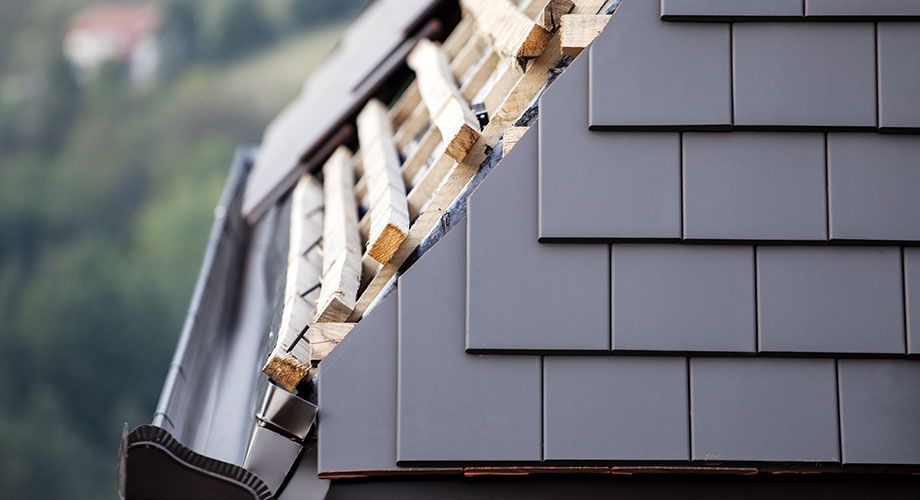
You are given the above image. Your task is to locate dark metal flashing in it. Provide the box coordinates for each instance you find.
[119,425,272,500]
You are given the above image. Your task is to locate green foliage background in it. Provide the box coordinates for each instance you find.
[0,0,359,497]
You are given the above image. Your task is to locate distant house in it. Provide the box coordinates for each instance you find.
[64,2,161,87]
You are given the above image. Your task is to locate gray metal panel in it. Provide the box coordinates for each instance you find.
[683,132,827,240]
[691,358,840,462]
[733,23,876,128]
[908,248,920,354]
[878,23,920,130]
[661,0,803,20]
[318,291,399,473]
[540,54,682,239]
[612,245,756,352]
[544,357,689,460]
[828,134,920,241]
[838,360,920,464]
[398,219,542,462]
[807,0,920,18]
[589,0,731,128]
[467,127,609,351]
[757,246,905,354]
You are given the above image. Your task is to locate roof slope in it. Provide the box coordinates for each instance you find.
[317,0,920,475]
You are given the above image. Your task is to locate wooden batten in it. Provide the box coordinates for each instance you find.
[541,0,576,31]
[407,39,481,163]
[306,322,356,364]
[314,148,363,323]
[462,0,552,58]
[263,294,314,391]
[560,14,611,56]
[357,99,410,265]
[502,126,530,156]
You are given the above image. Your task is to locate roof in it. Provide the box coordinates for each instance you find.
[316,0,920,477]
[131,0,920,497]
[67,2,161,57]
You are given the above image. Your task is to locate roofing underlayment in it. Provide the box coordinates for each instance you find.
[126,0,920,498]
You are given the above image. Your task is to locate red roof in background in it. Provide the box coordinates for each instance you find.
[67,2,161,57]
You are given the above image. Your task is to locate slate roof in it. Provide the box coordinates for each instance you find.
[316,0,920,476]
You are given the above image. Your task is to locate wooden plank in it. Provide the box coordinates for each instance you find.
[407,154,455,220]
[306,322,356,364]
[393,104,430,151]
[401,127,442,185]
[263,295,313,391]
[502,126,530,156]
[450,33,485,82]
[442,15,475,59]
[560,14,611,56]
[357,99,410,265]
[314,148,363,323]
[350,2,606,322]
[407,39,481,163]
[460,51,500,102]
[462,0,551,58]
[389,82,421,129]
[540,0,576,31]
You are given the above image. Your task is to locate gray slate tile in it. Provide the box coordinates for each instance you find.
[661,0,803,20]
[398,219,542,462]
[757,246,905,354]
[589,0,731,128]
[838,360,920,464]
[683,132,827,240]
[733,23,876,128]
[544,357,689,460]
[540,54,681,239]
[807,0,920,18]
[878,23,920,129]
[828,134,920,241]
[467,127,609,351]
[612,245,755,352]
[318,291,398,473]
[691,358,839,462]
[907,248,919,354]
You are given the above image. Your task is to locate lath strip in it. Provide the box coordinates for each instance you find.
[263,174,325,392]
[560,14,611,56]
[407,39,481,163]
[314,147,362,323]
[462,0,552,58]
[357,99,410,265]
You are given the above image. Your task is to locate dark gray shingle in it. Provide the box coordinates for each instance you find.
[398,219,542,462]
[611,245,756,352]
[467,127,609,351]
[838,360,920,464]
[806,0,920,18]
[691,358,839,461]
[733,22,876,128]
[907,248,919,354]
[540,55,681,239]
[757,246,905,354]
[544,356,689,460]
[878,23,920,130]
[318,291,399,473]
[828,134,920,241]
[589,0,731,128]
[682,132,827,240]
[661,0,804,20]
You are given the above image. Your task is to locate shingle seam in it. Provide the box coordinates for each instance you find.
[874,22,881,128]
[754,247,762,352]
[902,248,910,353]
[835,359,845,464]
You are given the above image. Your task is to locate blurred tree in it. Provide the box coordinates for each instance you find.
[289,0,369,28]
[213,0,274,59]
[159,0,201,77]
[32,52,79,151]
